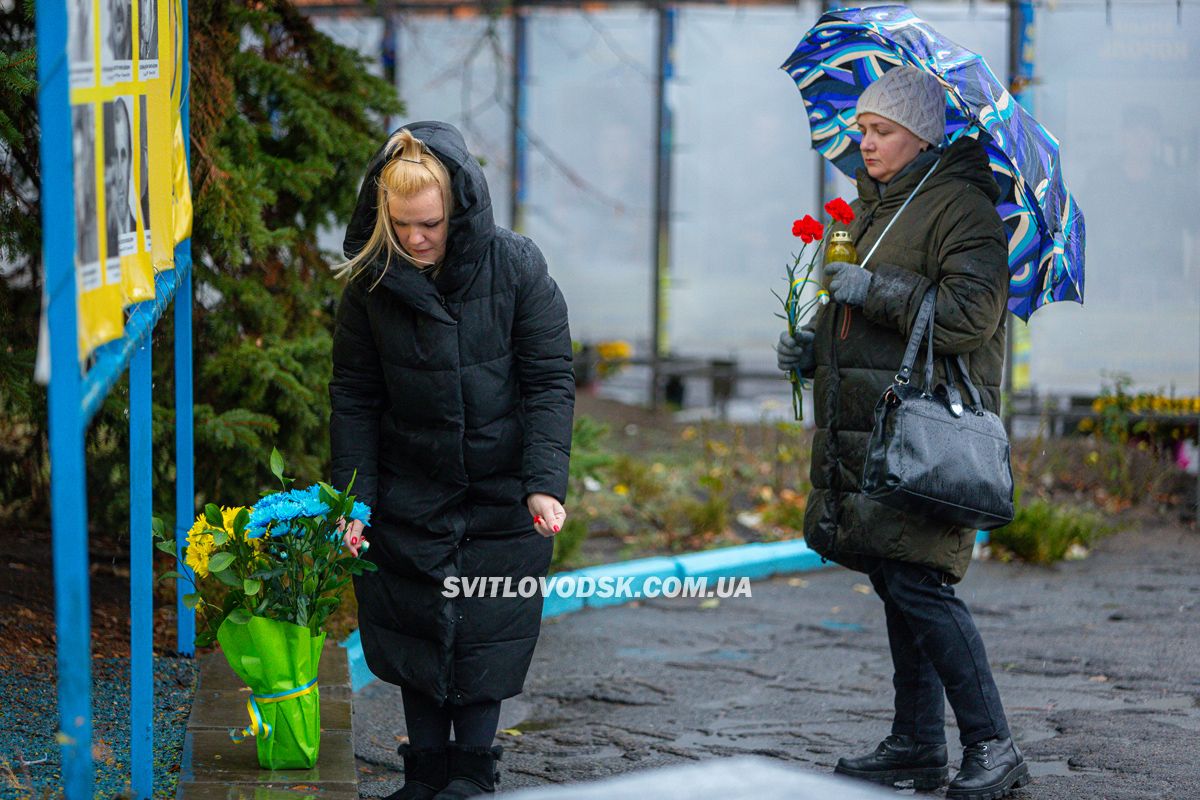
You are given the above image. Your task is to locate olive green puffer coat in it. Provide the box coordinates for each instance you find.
[802,136,1010,583]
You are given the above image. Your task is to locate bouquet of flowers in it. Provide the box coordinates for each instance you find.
[774,197,856,420]
[155,448,376,769]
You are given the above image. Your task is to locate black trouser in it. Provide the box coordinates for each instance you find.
[400,684,502,748]
[864,557,1010,747]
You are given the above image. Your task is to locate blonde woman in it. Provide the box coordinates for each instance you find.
[330,122,574,798]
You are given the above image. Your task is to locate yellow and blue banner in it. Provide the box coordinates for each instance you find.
[67,0,184,359]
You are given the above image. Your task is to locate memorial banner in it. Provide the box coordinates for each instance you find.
[66,0,174,358]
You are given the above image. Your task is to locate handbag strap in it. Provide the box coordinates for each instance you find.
[860,159,940,269]
[947,354,985,409]
[897,286,938,386]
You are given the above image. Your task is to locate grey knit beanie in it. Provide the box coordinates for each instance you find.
[856,66,946,146]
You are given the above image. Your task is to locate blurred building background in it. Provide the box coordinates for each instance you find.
[304,0,1199,417]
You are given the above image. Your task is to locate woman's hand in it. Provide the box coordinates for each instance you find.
[526,493,566,538]
[825,261,873,307]
[338,517,369,557]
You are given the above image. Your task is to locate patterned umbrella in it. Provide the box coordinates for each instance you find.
[781,5,1085,320]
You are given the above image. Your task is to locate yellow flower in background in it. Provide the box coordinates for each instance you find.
[184,517,216,578]
[596,340,632,361]
[221,505,242,531]
[613,484,629,497]
[220,505,263,554]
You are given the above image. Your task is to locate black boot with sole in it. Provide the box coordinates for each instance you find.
[433,744,503,798]
[946,737,1030,800]
[386,744,448,800]
[834,734,949,790]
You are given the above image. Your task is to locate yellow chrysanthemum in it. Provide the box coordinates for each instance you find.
[184,515,216,578]
[218,506,262,551]
[221,505,242,531]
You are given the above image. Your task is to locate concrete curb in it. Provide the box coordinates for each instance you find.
[341,538,829,693]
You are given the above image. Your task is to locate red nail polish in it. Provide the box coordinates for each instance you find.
[351,537,359,545]
[553,525,560,532]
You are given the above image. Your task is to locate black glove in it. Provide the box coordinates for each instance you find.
[824,261,872,307]
[776,330,816,375]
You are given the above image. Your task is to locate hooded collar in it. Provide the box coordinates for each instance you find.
[855,135,1002,211]
[343,121,496,310]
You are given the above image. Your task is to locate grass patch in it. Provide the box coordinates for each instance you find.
[989,496,1115,565]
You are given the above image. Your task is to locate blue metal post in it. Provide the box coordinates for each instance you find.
[1004,0,1036,427]
[649,3,676,408]
[38,0,95,795]
[129,341,153,799]
[176,0,197,656]
[510,7,528,235]
[175,263,195,655]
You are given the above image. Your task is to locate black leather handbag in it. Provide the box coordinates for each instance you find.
[861,287,1015,531]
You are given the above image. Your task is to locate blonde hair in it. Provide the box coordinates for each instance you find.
[334,128,454,285]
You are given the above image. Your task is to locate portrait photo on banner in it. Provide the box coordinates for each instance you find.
[101,0,133,85]
[139,95,152,252]
[103,96,138,265]
[67,0,94,88]
[138,0,159,80]
[71,104,102,292]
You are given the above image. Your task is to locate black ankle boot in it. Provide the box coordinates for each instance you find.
[433,744,503,798]
[834,734,949,790]
[947,737,1030,800]
[386,744,448,800]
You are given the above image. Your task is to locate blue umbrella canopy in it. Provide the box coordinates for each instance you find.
[781,5,1085,320]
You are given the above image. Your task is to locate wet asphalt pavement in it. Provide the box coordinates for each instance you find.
[353,524,1200,799]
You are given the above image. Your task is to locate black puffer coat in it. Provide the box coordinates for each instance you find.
[329,122,574,704]
[803,137,1010,583]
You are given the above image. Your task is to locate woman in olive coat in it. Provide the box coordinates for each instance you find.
[776,67,1028,800]
[330,121,574,798]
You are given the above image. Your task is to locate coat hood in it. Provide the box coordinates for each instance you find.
[343,121,495,298]
[856,135,1002,209]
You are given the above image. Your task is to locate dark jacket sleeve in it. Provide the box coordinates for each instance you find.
[513,240,575,503]
[329,277,386,510]
[861,188,1010,355]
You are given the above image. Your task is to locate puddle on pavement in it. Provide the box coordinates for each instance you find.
[508,717,568,733]
[617,646,752,662]
[818,619,865,632]
[617,646,675,661]
[1125,694,1195,712]
[1028,758,1083,777]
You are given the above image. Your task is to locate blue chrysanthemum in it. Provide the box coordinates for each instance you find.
[246,485,372,538]
[247,492,306,538]
[296,486,331,517]
[349,501,371,526]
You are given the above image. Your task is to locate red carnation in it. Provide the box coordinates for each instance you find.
[791,214,824,244]
[824,197,855,225]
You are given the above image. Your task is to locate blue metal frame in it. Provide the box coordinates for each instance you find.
[39,3,94,797]
[176,262,196,656]
[40,0,194,794]
[177,0,197,658]
[511,8,528,234]
[650,4,676,376]
[129,337,153,798]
